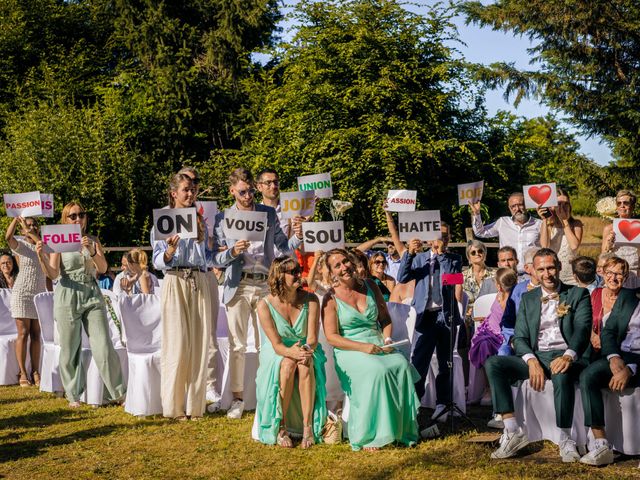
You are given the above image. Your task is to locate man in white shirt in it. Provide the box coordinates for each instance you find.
[484,248,592,462]
[471,193,541,274]
[256,168,289,238]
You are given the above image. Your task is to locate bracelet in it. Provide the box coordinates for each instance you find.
[90,249,98,257]
[384,337,392,344]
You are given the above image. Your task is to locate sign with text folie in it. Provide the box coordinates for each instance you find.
[302,221,344,251]
[153,208,198,241]
[398,210,441,242]
[280,190,316,219]
[457,181,484,206]
[196,201,218,236]
[613,218,640,245]
[386,190,417,212]
[297,173,332,199]
[41,224,82,253]
[222,209,268,242]
[3,191,43,217]
[523,182,558,209]
[40,193,54,218]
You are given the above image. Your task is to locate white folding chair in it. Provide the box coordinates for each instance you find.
[119,293,163,416]
[34,292,63,393]
[0,288,20,385]
[467,293,498,404]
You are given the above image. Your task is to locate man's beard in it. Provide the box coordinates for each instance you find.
[513,211,529,223]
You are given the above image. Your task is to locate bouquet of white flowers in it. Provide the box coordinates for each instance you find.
[330,200,353,221]
[595,196,617,220]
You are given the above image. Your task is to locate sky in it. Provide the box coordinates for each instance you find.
[275,1,615,166]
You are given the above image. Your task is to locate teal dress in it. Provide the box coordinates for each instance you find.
[334,281,419,450]
[255,298,328,444]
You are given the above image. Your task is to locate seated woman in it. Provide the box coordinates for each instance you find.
[114,248,157,296]
[0,252,18,289]
[322,248,419,451]
[255,256,327,448]
[368,252,395,302]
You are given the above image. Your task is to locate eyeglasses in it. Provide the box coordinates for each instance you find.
[68,212,87,221]
[237,188,255,197]
[604,270,625,278]
[616,200,632,207]
[373,260,387,266]
[284,266,302,275]
[258,180,279,187]
[469,250,484,256]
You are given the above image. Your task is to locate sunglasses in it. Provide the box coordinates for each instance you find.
[469,250,484,256]
[68,212,87,221]
[237,188,255,197]
[373,260,387,266]
[258,180,279,187]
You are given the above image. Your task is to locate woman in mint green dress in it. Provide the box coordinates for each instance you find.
[323,249,419,451]
[255,256,327,448]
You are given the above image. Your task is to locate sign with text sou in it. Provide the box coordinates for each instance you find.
[153,208,198,241]
[298,173,332,199]
[222,209,268,242]
[398,210,441,242]
[41,224,82,253]
[302,221,344,251]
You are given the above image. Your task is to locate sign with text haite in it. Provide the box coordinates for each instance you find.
[222,209,268,242]
[298,173,333,199]
[280,190,316,219]
[457,181,484,206]
[302,221,344,251]
[153,208,198,241]
[613,219,640,245]
[41,224,82,253]
[398,210,441,242]
[40,193,54,218]
[196,201,218,236]
[386,190,417,212]
[3,191,43,217]
[523,182,558,209]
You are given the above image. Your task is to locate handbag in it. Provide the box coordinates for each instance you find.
[321,410,342,444]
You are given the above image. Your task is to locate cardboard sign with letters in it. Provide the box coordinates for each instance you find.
[4,191,43,217]
[398,210,441,242]
[457,181,484,206]
[196,201,218,236]
[280,190,316,219]
[153,208,198,241]
[298,173,333,199]
[523,182,558,209]
[302,221,344,251]
[386,190,417,212]
[613,218,640,245]
[41,224,82,253]
[40,193,54,218]
[222,209,268,242]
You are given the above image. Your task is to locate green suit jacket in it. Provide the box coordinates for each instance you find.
[601,288,640,366]
[514,282,592,358]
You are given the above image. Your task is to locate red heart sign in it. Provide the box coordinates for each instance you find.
[528,185,552,205]
[618,220,640,242]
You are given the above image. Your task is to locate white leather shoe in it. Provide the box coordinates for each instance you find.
[579,444,614,466]
[226,399,244,419]
[559,438,581,463]
[491,427,529,459]
[487,414,504,430]
[431,404,448,423]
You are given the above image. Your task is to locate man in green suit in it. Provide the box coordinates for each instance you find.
[579,258,640,466]
[485,248,592,461]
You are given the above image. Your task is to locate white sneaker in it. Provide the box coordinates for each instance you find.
[580,444,614,466]
[559,438,581,463]
[205,389,221,404]
[491,427,529,459]
[431,404,448,423]
[226,399,244,419]
[420,424,440,439]
[206,401,221,413]
[487,414,504,430]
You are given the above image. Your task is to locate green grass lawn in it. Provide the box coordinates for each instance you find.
[0,386,638,479]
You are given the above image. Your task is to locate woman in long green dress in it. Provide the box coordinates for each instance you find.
[323,249,419,451]
[255,256,327,448]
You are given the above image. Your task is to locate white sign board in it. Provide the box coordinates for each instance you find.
[613,219,640,245]
[386,190,417,212]
[398,210,441,242]
[457,181,484,206]
[3,191,43,217]
[302,221,345,251]
[41,224,82,253]
[196,201,218,236]
[298,173,333,199]
[40,193,54,218]
[523,182,558,209]
[222,209,268,242]
[280,190,316,219]
[153,208,198,241]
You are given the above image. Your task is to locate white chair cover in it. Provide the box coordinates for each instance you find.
[0,288,20,385]
[34,292,63,393]
[119,293,163,416]
[458,291,469,319]
[601,388,640,455]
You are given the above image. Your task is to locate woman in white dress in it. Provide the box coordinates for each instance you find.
[601,189,639,285]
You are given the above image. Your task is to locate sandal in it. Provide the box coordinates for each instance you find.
[19,373,31,388]
[174,416,188,422]
[32,371,41,388]
[68,401,82,409]
[276,428,293,448]
[301,425,315,449]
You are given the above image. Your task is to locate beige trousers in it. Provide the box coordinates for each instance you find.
[225,278,268,394]
[160,271,211,418]
[205,271,220,392]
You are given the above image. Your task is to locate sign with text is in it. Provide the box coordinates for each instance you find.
[196,201,218,236]
[523,182,558,209]
[40,193,54,218]
[222,209,268,242]
[387,190,417,212]
[4,191,43,217]
[302,221,344,252]
[457,181,484,206]
[280,190,316,219]
[41,224,82,253]
[298,173,332,199]
[153,208,198,241]
[398,210,441,242]
[613,218,640,245]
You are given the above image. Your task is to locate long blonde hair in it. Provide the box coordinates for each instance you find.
[167,173,205,242]
[61,201,87,233]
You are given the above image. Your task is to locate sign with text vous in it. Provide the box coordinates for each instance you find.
[386,190,417,212]
[398,210,441,242]
[41,224,82,253]
[298,173,332,199]
[3,191,43,217]
[613,218,640,245]
[280,190,316,219]
[457,181,484,206]
[153,208,198,241]
[302,221,344,251]
[222,209,268,242]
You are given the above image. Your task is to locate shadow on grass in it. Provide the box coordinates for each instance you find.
[0,408,85,431]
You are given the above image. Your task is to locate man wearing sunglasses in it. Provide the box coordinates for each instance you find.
[213,167,303,420]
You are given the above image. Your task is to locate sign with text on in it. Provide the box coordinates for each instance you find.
[523,182,558,209]
[196,201,218,236]
[302,221,345,252]
[41,224,82,253]
[613,218,640,245]
[280,190,316,219]
[152,208,198,241]
[386,190,417,212]
[457,180,484,206]
[398,210,441,242]
[222,209,268,243]
[298,172,332,199]
[3,191,43,217]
